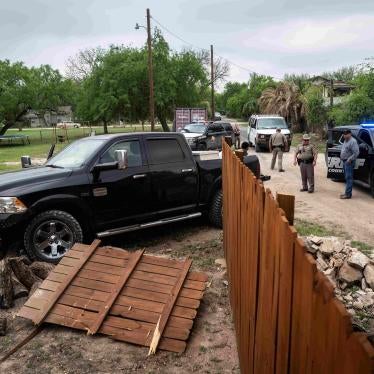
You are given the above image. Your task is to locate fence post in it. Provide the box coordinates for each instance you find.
[276,193,295,225]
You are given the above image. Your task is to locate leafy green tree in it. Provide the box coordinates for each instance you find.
[304,86,326,132]
[76,29,209,132]
[283,73,311,93]
[0,60,76,135]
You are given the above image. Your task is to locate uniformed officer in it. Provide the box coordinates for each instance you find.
[269,127,287,172]
[294,134,317,193]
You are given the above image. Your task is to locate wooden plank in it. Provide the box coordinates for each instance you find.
[45,313,94,331]
[276,193,295,226]
[59,256,81,267]
[109,305,193,329]
[136,262,180,277]
[83,261,124,276]
[57,294,104,312]
[131,270,205,290]
[101,324,186,353]
[31,240,101,325]
[141,255,184,269]
[112,298,197,319]
[125,277,204,299]
[89,250,144,334]
[148,258,192,354]
[95,246,129,260]
[121,286,200,309]
[77,269,120,284]
[103,316,190,340]
[90,254,128,268]
[64,285,109,302]
[71,277,115,293]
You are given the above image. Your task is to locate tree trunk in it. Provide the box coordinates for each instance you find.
[8,258,41,290]
[29,262,54,280]
[0,109,29,135]
[103,121,108,134]
[0,259,13,309]
[12,275,28,299]
[158,115,170,132]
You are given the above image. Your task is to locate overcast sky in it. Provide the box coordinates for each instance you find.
[1,0,373,85]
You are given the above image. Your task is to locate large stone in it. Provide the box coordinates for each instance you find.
[316,253,329,271]
[348,251,370,270]
[364,264,374,290]
[215,258,227,269]
[338,262,363,285]
[309,236,323,246]
[320,238,341,256]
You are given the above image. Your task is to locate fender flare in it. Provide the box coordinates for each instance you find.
[29,194,94,232]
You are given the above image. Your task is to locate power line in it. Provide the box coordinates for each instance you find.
[151,15,283,81]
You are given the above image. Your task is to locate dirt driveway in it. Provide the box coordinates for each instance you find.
[0,221,239,374]
[242,137,374,246]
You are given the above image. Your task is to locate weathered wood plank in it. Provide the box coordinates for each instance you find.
[148,258,192,354]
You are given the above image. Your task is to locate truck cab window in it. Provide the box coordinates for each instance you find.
[147,139,185,164]
[359,131,373,148]
[99,140,142,167]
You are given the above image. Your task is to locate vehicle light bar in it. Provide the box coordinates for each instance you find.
[360,123,374,128]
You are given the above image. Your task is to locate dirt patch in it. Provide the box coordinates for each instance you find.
[0,223,239,374]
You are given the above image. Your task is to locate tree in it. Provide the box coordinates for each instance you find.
[283,73,311,93]
[65,47,105,81]
[75,29,209,132]
[304,86,326,132]
[322,66,357,82]
[0,60,76,135]
[259,82,307,131]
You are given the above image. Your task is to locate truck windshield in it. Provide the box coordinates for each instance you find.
[258,118,288,130]
[182,124,206,134]
[46,139,105,168]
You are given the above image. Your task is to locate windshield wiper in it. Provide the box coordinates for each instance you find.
[45,164,64,169]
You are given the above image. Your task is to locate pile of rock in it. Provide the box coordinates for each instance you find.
[305,236,374,332]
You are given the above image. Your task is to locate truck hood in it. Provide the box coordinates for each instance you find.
[256,129,291,135]
[182,132,204,139]
[0,167,73,195]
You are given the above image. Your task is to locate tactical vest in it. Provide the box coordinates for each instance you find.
[297,144,315,160]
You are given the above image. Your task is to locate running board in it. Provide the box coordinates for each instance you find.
[96,212,202,238]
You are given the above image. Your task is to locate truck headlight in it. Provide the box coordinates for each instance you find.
[260,134,265,139]
[0,197,27,214]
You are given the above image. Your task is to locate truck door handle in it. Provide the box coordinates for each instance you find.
[133,174,146,179]
[181,168,193,173]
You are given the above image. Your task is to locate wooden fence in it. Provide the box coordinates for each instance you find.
[222,142,374,374]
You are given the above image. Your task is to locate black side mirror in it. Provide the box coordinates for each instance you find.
[21,155,32,168]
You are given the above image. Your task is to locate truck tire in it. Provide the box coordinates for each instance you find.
[24,210,83,264]
[209,189,223,228]
[255,141,261,152]
[198,143,207,151]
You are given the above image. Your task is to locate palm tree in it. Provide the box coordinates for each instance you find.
[258,82,307,132]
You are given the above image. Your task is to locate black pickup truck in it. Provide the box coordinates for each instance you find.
[0,133,261,263]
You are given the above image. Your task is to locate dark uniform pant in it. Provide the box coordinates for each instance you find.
[300,162,314,190]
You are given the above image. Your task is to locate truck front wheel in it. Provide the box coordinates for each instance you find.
[209,189,223,228]
[24,210,83,263]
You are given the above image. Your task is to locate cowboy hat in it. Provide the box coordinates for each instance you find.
[302,134,311,140]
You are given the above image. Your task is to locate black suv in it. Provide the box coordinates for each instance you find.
[326,125,374,196]
[181,122,234,150]
[0,132,261,262]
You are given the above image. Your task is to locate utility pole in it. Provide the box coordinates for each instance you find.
[210,44,215,121]
[330,79,334,108]
[146,8,155,131]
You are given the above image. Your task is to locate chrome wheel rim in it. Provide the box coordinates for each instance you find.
[33,220,73,260]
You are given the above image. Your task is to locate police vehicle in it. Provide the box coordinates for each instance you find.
[326,124,374,196]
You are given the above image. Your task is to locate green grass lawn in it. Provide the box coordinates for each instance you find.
[0,124,163,172]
